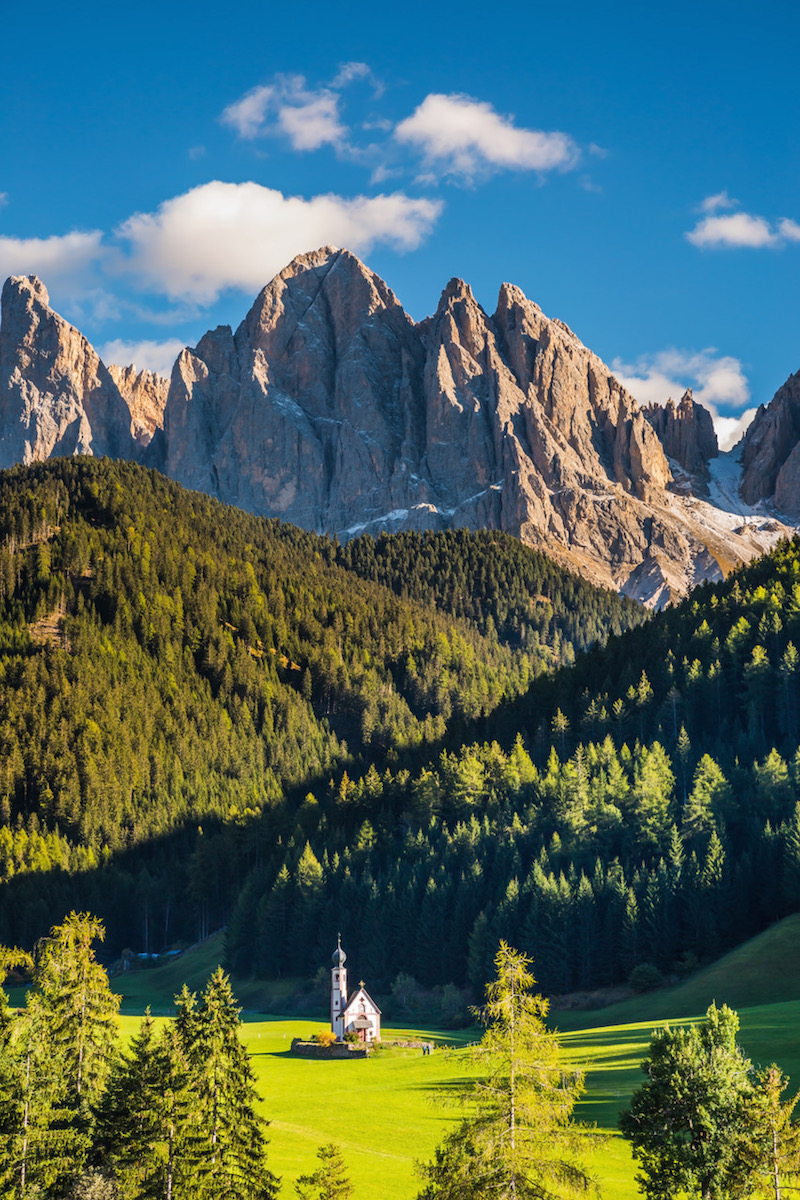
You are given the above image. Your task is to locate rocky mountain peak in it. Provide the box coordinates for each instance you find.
[0,275,136,468]
[2,273,50,312]
[740,369,800,517]
[643,389,718,483]
[107,364,169,448]
[0,250,792,606]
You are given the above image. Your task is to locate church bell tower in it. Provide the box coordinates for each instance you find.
[331,934,348,1039]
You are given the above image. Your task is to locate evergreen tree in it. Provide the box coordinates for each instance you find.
[31,913,120,1112]
[176,968,278,1200]
[94,1009,196,1200]
[416,942,597,1199]
[295,1143,354,1200]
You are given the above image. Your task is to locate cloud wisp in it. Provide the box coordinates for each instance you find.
[220,76,347,151]
[115,180,442,303]
[98,337,186,377]
[612,347,754,450]
[687,194,800,249]
[394,93,579,182]
[220,72,584,188]
[0,231,105,292]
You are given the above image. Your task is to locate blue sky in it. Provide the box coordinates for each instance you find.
[2,0,798,447]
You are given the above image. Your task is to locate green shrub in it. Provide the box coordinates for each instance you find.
[629,963,664,993]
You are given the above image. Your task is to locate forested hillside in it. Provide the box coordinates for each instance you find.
[0,458,638,954]
[226,538,800,997]
[2,457,798,1003]
[337,528,646,663]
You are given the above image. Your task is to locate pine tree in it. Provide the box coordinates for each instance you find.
[416,942,597,1199]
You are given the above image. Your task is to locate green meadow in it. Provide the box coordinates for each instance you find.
[100,916,800,1198]
[110,1001,800,1199]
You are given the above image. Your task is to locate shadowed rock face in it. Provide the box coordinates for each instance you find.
[643,391,718,481]
[0,276,136,467]
[740,370,800,517]
[0,252,789,605]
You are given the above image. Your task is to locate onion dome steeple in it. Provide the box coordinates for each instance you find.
[332,933,347,967]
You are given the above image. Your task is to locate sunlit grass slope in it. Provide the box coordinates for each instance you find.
[73,917,800,1197]
[114,998,800,1200]
[556,913,800,1033]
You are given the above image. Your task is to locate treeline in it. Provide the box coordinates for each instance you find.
[0,458,641,953]
[0,914,277,1199]
[225,735,800,995]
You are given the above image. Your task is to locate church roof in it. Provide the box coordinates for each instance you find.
[343,985,382,1017]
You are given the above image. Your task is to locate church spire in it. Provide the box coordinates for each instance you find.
[331,933,348,1039]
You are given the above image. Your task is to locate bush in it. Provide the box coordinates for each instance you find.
[314,1029,338,1047]
[343,1031,359,1044]
[629,963,665,993]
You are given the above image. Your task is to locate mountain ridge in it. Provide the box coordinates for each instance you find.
[0,250,796,606]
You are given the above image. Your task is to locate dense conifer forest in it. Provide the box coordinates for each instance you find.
[0,458,639,961]
[0,458,799,1002]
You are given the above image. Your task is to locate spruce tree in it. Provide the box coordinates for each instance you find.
[176,968,278,1200]
[620,1002,754,1200]
[93,1009,197,1200]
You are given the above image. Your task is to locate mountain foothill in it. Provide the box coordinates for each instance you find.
[0,250,798,1003]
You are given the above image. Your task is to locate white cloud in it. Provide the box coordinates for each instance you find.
[700,190,737,213]
[0,193,8,211]
[0,230,104,289]
[687,198,800,249]
[115,180,442,302]
[220,74,348,151]
[277,91,345,151]
[612,348,752,450]
[687,211,777,248]
[778,218,800,242]
[331,61,376,89]
[220,84,276,139]
[394,93,579,180]
[714,409,758,451]
[98,337,186,377]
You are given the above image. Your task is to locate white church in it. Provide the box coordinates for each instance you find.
[330,935,381,1044]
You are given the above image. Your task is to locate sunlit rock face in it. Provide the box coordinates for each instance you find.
[0,254,792,606]
[0,275,136,467]
[107,364,169,447]
[157,246,780,604]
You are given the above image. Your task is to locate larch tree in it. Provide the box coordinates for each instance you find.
[741,1065,800,1200]
[31,912,120,1115]
[416,941,597,1200]
[295,1143,354,1200]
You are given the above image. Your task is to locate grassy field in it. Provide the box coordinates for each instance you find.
[113,999,800,1199]
[13,915,800,1198]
